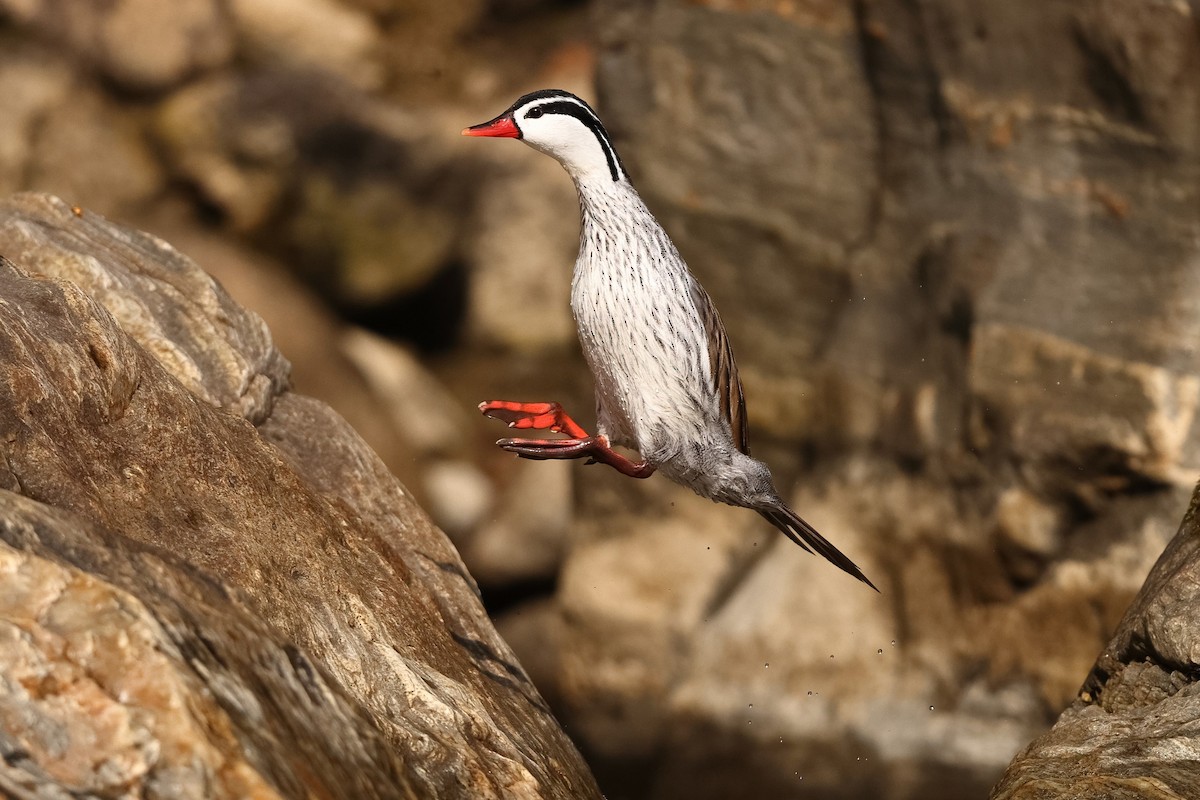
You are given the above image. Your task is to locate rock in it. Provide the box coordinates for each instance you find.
[0,192,601,799]
[228,0,383,90]
[0,43,73,197]
[557,492,763,761]
[0,502,406,799]
[995,488,1063,559]
[339,327,472,457]
[423,459,496,538]
[0,0,233,91]
[129,210,426,490]
[969,323,1200,486]
[288,165,460,304]
[994,486,1064,583]
[0,41,165,217]
[25,84,167,219]
[465,153,580,352]
[154,74,298,232]
[553,445,1185,797]
[991,482,1200,799]
[154,71,478,309]
[493,598,566,711]
[0,194,287,420]
[464,458,573,587]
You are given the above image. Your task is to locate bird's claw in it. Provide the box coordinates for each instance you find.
[496,436,595,461]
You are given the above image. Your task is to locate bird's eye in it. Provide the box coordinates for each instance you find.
[527,107,544,119]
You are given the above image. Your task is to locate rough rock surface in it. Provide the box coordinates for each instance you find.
[0,193,601,799]
[993,481,1200,799]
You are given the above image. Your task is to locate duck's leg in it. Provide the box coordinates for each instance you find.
[479,400,588,437]
[479,400,656,479]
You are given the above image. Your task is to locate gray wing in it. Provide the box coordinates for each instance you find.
[689,280,750,456]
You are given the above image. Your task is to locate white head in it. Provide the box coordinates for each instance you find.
[463,89,627,185]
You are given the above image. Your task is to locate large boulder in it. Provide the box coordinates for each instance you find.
[0,192,601,799]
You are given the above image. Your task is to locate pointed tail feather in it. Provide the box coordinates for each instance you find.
[757,506,878,592]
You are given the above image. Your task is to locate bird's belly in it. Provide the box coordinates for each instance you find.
[571,272,711,460]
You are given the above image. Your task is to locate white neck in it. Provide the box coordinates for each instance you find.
[572,170,642,219]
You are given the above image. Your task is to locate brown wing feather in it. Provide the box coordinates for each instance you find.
[689,281,750,455]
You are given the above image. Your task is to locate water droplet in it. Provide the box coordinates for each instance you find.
[764,662,770,669]
[807,691,813,696]
[929,705,935,711]
[877,648,883,655]
[748,703,753,709]
[747,720,752,725]
[829,654,835,659]
[891,640,896,646]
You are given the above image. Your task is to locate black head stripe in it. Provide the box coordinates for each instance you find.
[511,88,579,110]
[538,101,626,182]
[512,90,626,183]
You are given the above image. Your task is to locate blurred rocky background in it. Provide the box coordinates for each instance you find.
[0,0,1198,798]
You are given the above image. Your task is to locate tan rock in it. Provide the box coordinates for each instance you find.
[970,322,1200,485]
[340,327,471,457]
[0,44,73,196]
[557,497,761,759]
[229,0,383,90]
[465,458,573,586]
[0,0,232,91]
[466,153,580,352]
[424,458,496,538]
[155,76,293,232]
[0,537,284,799]
[24,86,165,219]
[94,0,234,90]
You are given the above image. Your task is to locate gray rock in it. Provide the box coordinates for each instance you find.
[0,193,601,799]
